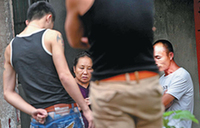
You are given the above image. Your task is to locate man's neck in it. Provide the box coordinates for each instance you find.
[164,61,180,76]
[20,21,45,35]
[28,23,42,28]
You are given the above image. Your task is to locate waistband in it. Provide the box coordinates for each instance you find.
[45,103,77,113]
[96,71,158,84]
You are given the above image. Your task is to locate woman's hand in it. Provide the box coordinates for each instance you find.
[77,97,91,111]
[85,97,91,106]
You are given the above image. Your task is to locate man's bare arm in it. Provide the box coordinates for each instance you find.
[3,44,47,124]
[45,30,94,127]
[162,93,175,110]
[65,0,90,49]
[50,30,90,111]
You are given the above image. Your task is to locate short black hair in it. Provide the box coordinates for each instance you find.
[27,1,55,22]
[73,51,92,67]
[153,39,174,54]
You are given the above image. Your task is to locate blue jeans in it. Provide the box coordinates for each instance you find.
[30,106,85,128]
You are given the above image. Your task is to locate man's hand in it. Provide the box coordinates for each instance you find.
[31,109,48,124]
[165,100,173,110]
[83,109,95,128]
[81,37,90,49]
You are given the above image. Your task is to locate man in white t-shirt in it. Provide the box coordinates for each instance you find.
[153,39,194,128]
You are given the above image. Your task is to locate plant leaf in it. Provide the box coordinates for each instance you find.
[163,118,170,127]
[163,111,174,117]
[172,110,199,124]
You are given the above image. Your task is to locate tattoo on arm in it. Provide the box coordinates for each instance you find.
[57,34,64,47]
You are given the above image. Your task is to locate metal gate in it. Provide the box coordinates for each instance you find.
[12,0,49,35]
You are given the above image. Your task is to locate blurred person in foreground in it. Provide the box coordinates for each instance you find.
[153,39,194,128]
[3,1,94,128]
[65,0,164,127]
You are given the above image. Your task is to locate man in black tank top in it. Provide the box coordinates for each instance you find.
[3,1,94,128]
[65,0,164,127]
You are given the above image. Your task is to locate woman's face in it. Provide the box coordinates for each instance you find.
[73,56,93,85]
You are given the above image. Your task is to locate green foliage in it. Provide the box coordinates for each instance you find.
[163,110,199,128]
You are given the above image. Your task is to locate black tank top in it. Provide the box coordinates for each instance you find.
[11,29,74,108]
[80,0,158,81]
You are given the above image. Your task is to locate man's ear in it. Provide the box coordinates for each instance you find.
[46,14,52,23]
[169,52,174,60]
[25,20,29,25]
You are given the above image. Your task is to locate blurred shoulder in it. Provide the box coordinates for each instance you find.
[67,0,94,15]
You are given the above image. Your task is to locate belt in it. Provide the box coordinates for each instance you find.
[45,103,77,113]
[99,71,158,83]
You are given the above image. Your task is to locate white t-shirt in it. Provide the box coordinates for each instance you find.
[160,67,194,128]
